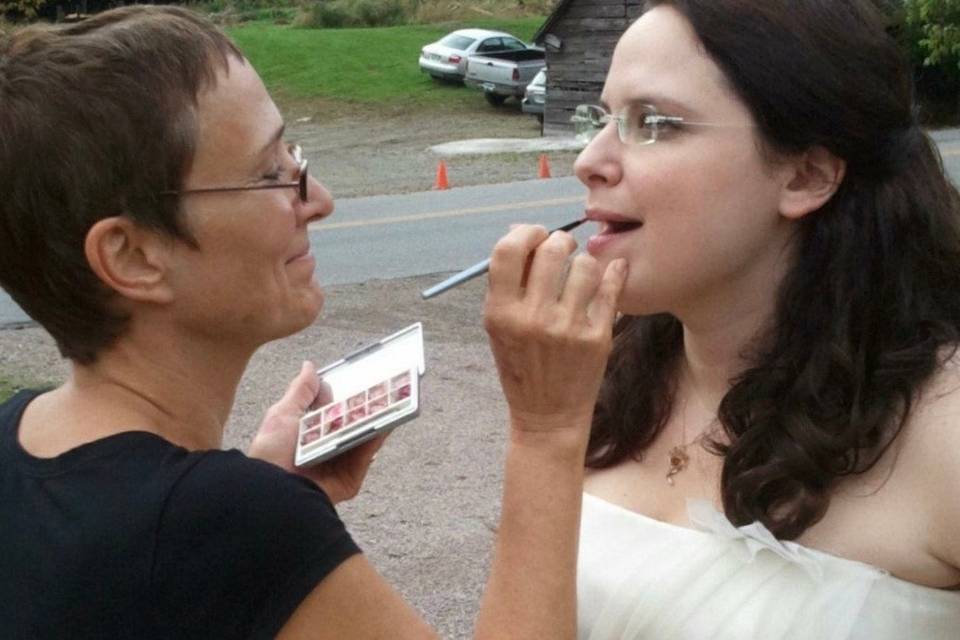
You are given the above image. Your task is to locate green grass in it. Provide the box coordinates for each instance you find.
[227,18,545,105]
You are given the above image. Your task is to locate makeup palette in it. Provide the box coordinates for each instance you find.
[295,323,425,467]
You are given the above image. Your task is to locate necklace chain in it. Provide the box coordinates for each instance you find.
[666,365,717,486]
[665,443,691,486]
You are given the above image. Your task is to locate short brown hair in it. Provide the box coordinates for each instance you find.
[0,5,243,363]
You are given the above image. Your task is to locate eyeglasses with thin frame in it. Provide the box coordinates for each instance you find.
[161,143,309,203]
[571,103,752,146]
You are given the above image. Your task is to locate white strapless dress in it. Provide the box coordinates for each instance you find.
[578,492,960,639]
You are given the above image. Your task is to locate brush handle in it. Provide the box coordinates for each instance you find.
[420,258,492,300]
[420,218,587,300]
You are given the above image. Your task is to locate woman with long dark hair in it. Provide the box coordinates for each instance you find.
[483,0,960,636]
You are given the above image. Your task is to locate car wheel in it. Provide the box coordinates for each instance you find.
[484,92,507,106]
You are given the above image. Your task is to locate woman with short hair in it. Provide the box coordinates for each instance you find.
[0,6,623,638]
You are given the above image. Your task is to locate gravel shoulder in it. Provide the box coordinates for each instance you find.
[284,97,580,198]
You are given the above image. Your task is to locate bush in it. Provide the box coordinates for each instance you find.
[879,0,960,122]
[1,0,45,20]
[411,0,552,23]
[356,0,405,26]
[904,0,960,73]
[295,0,408,28]
[192,0,298,26]
[295,1,344,27]
[293,0,551,29]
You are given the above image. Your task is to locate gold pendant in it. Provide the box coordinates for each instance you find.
[666,445,690,486]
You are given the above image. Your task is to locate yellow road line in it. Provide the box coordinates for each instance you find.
[310,195,585,231]
[313,143,958,232]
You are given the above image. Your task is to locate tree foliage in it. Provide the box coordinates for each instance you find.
[904,0,960,71]
[0,0,46,19]
[877,0,959,119]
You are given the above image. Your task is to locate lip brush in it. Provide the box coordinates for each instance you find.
[420,218,587,300]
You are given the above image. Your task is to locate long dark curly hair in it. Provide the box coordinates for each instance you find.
[586,0,960,540]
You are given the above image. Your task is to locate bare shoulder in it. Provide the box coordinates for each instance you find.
[907,350,960,456]
[899,351,960,570]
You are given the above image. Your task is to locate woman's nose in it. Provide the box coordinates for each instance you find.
[574,126,623,189]
[301,175,334,225]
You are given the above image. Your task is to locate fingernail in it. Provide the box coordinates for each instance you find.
[613,259,628,275]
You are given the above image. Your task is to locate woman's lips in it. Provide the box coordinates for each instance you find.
[286,249,316,271]
[287,243,312,263]
[586,218,643,256]
[586,209,643,232]
[598,220,643,234]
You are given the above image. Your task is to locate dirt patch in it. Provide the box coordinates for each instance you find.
[282,96,580,198]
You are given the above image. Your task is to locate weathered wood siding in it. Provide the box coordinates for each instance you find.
[539,0,644,136]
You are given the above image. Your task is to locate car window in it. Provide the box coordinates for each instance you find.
[500,38,527,51]
[476,38,503,53]
[439,34,476,50]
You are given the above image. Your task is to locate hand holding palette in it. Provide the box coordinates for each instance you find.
[295,323,425,467]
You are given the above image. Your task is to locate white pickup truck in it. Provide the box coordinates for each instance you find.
[464,46,546,106]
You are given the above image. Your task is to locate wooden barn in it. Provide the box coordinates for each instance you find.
[532,0,644,136]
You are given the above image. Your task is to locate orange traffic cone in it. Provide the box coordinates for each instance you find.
[434,160,450,190]
[538,153,551,179]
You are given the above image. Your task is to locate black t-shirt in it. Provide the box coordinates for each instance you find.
[0,389,360,639]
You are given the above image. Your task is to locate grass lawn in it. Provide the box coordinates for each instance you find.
[227,18,545,107]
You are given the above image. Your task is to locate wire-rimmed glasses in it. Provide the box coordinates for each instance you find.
[571,103,751,146]
[161,144,309,202]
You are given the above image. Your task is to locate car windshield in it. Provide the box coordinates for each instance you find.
[531,69,546,86]
[439,34,476,50]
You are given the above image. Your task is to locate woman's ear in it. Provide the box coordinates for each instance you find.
[778,146,847,220]
[84,217,175,305]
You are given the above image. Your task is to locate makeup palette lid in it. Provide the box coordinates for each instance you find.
[317,322,425,384]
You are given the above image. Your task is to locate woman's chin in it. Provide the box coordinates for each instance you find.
[300,289,325,324]
[278,288,325,337]
[615,286,665,318]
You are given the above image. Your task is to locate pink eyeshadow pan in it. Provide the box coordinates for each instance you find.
[390,372,411,389]
[368,394,389,413]
[304,369,416,448]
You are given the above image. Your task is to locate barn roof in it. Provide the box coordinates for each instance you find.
[532,0,578,45]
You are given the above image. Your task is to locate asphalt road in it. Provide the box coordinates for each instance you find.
[2,130,959,327]
[310,175,590,286]
[933,127,960,179]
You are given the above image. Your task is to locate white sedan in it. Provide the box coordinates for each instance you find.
[522,68,547,123]
[419,28,530,82]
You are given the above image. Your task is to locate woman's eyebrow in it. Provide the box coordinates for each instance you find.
[628,94,694,114]
[254,124,286,160]
[600,93,694,115]
[642,95,693,113]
